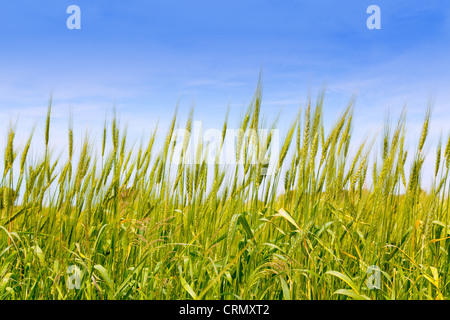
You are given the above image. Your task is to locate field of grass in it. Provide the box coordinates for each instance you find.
[1,84,450,300]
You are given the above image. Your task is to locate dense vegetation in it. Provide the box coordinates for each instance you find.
[1,83,450,300]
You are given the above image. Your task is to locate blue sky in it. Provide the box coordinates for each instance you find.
[0,1,450,184]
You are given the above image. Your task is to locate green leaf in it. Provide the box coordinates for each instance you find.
[226,214,240,250]
[326,270,360,294]
[333,289,370,300]
[274,208,301,231]
[238,215,254,239]
[279,277,291,300]
[31,245,45,265]
[180,276,197,300]
[0,273,12,294]
[94,264,113,289]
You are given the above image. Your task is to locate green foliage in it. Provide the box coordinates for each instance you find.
[0,87,449,300]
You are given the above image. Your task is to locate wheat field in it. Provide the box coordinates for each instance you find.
[1,83,449,300]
